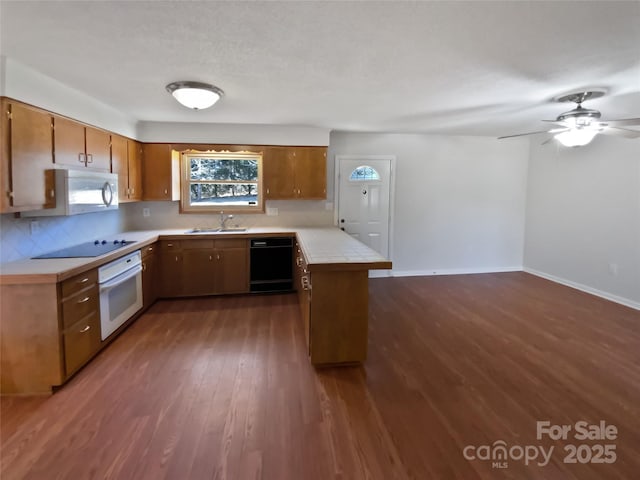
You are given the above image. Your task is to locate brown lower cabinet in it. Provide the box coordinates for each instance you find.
[295,244,369,365]
[158,239,249,297]
[0,268,101,394]
[141,243,158,309]
[63,312,101,377]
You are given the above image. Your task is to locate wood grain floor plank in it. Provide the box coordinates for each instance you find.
[2,272,639,479]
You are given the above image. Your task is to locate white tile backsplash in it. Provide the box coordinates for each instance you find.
[0,210,124,263]
[122,200,334,231]
[0,200,334,264]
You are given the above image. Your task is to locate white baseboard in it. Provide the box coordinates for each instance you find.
[523,267,640,311]
[391,266,523,277]
[369,270,392,278]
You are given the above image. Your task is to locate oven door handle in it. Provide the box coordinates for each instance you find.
[99,265,142,292]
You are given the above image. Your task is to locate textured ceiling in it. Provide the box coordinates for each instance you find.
[1,1,639,136]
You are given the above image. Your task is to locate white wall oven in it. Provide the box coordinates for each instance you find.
[98,250,143,341]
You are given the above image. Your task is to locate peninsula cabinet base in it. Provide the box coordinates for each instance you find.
[303,270,369,366]
[0,283,63,395]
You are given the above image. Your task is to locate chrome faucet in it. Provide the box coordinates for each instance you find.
[220,211,233,229]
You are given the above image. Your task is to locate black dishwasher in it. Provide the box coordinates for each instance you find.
[250,237,294,292]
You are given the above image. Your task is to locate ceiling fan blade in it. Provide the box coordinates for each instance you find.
[599,126,640,139]
[498,130,556,139]
[600,118,640,127]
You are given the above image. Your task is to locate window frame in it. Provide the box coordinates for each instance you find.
[180,150,264,214]
[348,165,381,182]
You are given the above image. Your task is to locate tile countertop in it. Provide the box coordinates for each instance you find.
[0,227,391,285]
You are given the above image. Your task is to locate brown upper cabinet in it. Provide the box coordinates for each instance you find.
[53,116,110,171]
[142,143,180,201]
[0,98,56,213]
[112,134,142,201]
[263,146,327,200]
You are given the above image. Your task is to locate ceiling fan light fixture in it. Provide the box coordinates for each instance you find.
[166,81,224,110]
[554,128,599,147]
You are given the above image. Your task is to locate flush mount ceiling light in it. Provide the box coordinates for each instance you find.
[166,81,224,110]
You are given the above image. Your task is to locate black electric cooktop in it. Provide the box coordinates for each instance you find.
[33,240,136,259]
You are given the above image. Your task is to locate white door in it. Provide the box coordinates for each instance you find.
[337,157,393,266]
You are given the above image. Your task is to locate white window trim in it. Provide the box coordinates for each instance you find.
[180,150,264,214]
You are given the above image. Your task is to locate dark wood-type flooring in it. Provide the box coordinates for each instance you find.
[2,272,639,479]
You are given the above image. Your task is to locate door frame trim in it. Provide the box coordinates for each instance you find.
[334,155,396,276]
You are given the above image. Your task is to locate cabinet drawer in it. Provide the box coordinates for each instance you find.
[159,240,182,250]
[182,239,214,250]
[63,312,100,377]
[61,286,99,329]
[215,239,247,249]
[61,269,98,298]
[141,243,157,259]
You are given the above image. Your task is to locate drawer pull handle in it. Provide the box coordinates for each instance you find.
[148,246,153,252]
[79,325,91,333]
[77,296,90,304]
[167,243,173,247]
[77,277,89,284]
[296,257,302,266]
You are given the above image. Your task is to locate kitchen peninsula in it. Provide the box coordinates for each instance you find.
[0,227,391,395]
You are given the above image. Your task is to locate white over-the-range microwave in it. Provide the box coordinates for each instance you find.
[22,168,119,217]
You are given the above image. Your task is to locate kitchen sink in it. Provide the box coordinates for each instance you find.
[186,228,220,233]
[186,227,248,233]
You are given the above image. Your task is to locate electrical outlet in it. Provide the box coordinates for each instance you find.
[30,220,40,236]
[608,263,618,276]
[266,207,278,216]
[142,208,150,217]
[325,202,334,211]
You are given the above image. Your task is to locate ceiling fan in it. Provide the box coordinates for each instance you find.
[498,91,640,147]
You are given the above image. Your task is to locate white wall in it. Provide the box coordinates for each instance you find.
[0,56,137,138]
[328,133,530,275]
[524,135,640,308]
[137,121,330,146]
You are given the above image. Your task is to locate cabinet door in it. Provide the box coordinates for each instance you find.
[127,140,142,200]
[216,244,249,294]
[142,252,157,309]
[6,101,55,209]
[53,116,86,167]
[110,134,129,200]
[182,250,217,296]
[85,126,111,171]
[263,146,296,199]
[63,312,101,377]
[158,252,184,297]
[142,143,177,200]
[294,147,327,199]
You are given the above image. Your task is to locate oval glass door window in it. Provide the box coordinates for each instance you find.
[349,165,380,181]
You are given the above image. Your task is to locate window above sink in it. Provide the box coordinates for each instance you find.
[180,150,264,214]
